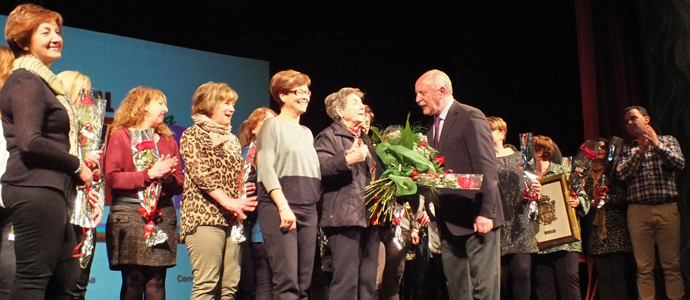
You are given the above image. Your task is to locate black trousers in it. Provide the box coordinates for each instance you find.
[534,251,580,300]
[251,242,273,300]
[500,253,532,300]
[405,231,448,300]
[258,202,317,300]
[324,225,380,300]
[441,229,500,300]
[378,226,412,300]
[2,185,77,300]
[68,226,96,300]
[0,207,15,300]
[593,253,631,300]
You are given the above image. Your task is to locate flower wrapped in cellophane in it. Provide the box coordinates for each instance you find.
[519,132,540,221]
[366,113,483,225]
[131,128,167,247]
[568,140,599,196]
[231,141,257,244]
[70,89,107,268]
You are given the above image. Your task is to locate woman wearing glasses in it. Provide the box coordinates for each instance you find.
[256,70,321,300]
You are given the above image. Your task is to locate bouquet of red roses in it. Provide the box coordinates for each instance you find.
[130,128,167,247]
[366,114,483,223]
[71,89,107,267]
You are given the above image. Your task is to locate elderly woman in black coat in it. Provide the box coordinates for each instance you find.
[314,87,381,300]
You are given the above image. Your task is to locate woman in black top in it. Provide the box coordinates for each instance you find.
[314,87,380,300]
[0,4,95,299]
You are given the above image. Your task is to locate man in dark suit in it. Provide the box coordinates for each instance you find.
[415,69,504,300]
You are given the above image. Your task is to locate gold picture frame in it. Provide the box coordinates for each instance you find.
[534,173,581,250]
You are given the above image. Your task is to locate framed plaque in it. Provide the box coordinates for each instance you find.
[534,173,581,250]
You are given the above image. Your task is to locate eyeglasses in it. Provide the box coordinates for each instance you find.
[287,89,311,97]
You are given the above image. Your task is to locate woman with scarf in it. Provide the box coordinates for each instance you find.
[179,82,258,299]
[0,4,95,299]
[314,87,380,300]
[105,87,184,300]
[582,138,632,300]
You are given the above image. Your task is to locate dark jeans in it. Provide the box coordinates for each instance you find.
[2,185,78,300]
[258,203,317,300]
[324,226,380,300]
[500,253,532,300]
[69,226,96,300]
[251,242,273,300]
[0,208,15,300]
[378,225,412,300]
[237,241,254,300]
[534,251,581,300]
[593,253,631,300]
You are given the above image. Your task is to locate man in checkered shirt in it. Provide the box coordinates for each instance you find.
[616,106,685,300]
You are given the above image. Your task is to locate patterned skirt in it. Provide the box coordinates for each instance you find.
[105,199,178,270]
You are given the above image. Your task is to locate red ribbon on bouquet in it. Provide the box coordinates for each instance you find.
[79,123,93,146]
[370,195,382,225]
[139,206,161,238]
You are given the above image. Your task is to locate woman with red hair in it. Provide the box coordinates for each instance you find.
[1,4,96,299]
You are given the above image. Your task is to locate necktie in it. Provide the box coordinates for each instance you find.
[434,117,441,148]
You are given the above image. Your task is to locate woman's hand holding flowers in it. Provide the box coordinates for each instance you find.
[78,164,94,188]
[220,195,257,220]
[87,189,103,224]
[84,150,103,168]
[245,182,257,197]
[531,179,541,195]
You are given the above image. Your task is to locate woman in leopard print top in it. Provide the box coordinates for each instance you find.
[179,82,257,299]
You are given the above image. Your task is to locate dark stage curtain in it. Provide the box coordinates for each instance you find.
[577,0,690,295]
[633,0,690,294]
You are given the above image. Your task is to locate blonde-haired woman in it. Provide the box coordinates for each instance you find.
[56,70,105,300]
[180,82,258,299]
[105,87,184,300]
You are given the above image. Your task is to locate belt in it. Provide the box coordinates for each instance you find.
[112,196,142,205]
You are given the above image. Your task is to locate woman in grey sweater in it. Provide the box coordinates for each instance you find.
[256,70,321,300]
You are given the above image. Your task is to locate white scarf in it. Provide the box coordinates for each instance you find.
[13,55,79,157]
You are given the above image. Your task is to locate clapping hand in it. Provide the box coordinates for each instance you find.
[147,154,178,180]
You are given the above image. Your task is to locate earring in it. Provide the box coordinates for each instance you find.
[24,47,29,51]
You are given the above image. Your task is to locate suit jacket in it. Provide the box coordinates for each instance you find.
[426,101,505,236]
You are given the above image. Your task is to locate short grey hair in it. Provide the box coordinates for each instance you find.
[423,69,453,96]
[325,87,364,122]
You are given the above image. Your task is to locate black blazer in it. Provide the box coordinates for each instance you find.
[426,101,505,236]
